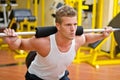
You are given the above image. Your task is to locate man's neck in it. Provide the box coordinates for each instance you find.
[55,33,72,52]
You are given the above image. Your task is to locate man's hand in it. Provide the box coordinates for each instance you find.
[3,28,18,44]
[102,26,113,38]
[3,28,17,37]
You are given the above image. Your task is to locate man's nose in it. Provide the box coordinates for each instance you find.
[70,26,75,31]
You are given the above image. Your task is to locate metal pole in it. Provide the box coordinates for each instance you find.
[0,28,119,37]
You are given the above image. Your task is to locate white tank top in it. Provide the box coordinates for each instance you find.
[28,34,76,80]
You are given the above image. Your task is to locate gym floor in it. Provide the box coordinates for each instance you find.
[0,49,120,80]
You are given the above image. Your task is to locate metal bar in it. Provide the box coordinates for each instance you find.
[84,28,120,33]
[0,32,35,37]
[41,0,44,26]
[92,0,97,29]
[0,28,120,37]
[77,0,82,26]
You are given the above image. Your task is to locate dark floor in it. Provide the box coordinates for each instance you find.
[0,49,120,80]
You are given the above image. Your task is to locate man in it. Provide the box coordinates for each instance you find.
[4,5,112,80]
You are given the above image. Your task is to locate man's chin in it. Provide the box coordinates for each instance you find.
[69,36,75,40]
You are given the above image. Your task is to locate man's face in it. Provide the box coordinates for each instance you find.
[56,16,77,40]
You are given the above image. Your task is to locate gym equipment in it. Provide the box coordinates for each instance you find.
[0,26,120,37]
[8,9,36,31]
[27,0,40,26]
[0,0,18,27]
[0,26,83,37]
[10,0,17,4]
[0,8,36,59]
[74,12,120,67]
[65,0,89,26]
[0,0,8,27]
[0,0,6,4]
[9,9,36,22]
[108,12,120,49]
[25,51,36,68]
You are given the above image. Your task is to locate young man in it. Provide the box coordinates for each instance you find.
[4,5,112,80]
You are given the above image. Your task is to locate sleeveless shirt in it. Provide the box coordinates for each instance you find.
[28,34,76,80]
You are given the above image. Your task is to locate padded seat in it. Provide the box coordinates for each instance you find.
[9,9,36,22]
[8,9,36,31]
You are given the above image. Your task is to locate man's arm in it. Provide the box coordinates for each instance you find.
[84,27,113,44]
[3,28,50,57]
[3,28,34,50]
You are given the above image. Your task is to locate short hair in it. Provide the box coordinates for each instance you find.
[55,5,77,24]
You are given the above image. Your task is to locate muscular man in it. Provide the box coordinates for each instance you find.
[4,5,112,80]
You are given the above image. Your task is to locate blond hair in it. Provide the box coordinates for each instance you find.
[55,5,77,24]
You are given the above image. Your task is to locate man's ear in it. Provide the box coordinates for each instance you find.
[56,23,60,30]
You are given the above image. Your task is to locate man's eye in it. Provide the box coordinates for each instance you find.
[74,23,77,26]
[66,24,71,26]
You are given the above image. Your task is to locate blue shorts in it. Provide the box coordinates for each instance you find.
[25,70,70,80]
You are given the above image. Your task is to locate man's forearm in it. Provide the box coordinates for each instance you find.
[85,33,108,44]
[7,38,22,50]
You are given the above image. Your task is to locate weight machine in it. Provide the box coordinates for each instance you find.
[0,0,38,59]
[74,12,120,67]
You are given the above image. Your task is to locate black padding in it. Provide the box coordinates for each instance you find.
[35,26,57,38]
[108,12,120,48]
[15,16,36,22]
[0,0,6,4]
[88,40,103,49]
[9,9,36,22]
[35,26,83,38]
[25,51,37,68]
[15,16,24,22]
[10,0,16,4]
[27,16,36,22]
[76,26,83,35]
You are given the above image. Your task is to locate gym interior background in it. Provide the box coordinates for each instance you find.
[0,0,120,80]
